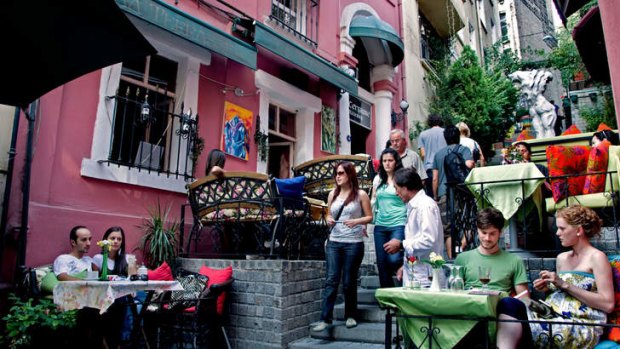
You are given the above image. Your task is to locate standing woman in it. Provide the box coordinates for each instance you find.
[372,148,406,288]
[313,162,373,331]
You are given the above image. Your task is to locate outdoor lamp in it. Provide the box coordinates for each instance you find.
[391,99,409,126]
[178,108,195,139]
[140,94,153,124]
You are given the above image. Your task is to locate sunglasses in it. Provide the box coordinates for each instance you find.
[336,171,346,176]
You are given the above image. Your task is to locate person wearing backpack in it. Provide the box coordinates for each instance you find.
[456,122,485,167]
[432,125,475,258]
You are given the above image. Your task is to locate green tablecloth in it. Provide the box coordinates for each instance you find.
[375,288,502,349]
[464,163,544,220]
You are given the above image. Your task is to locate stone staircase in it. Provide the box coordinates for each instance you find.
[289,275,394,349]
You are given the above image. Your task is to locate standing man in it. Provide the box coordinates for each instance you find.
[53,225,96,281]
[418,114,447,195]
[432,125,474,258]
[455,207,528,294]
[389,129,427,185]
[384,168,444,286]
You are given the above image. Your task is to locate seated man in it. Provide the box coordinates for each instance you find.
[53,225,97,280]
[455,208,528,294]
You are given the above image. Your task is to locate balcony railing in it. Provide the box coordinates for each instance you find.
[102,92,198,181]
[269,0,319,47]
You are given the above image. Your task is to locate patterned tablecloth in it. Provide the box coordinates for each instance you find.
[54,280,183,314]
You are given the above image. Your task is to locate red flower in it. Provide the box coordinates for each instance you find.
[407,256,417,264]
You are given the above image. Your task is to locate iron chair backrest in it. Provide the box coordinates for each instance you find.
[292,154,375,203]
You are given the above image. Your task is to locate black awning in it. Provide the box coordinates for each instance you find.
[0,0,156,108]
[572,6,610,84]
[553,0,592,25]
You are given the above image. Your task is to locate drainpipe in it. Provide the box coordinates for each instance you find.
[0,107,21,274]
[15,101,36,283]
[397,0,408,132]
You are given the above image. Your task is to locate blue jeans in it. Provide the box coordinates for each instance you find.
[321,240,364,322]
[373,225,405,288]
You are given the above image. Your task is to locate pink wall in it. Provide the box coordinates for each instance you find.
[599,0,620,128]
[4,0,405,272]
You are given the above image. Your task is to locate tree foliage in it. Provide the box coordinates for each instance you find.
[545,16,588,87]
[429,46,519,159]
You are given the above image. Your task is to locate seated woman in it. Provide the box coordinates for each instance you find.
[205,148,226,177]
[496,204,614,349]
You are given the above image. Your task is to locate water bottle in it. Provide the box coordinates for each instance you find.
[449,265,464,291]
[138,265,148,281]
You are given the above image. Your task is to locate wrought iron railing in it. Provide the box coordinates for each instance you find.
[383,307,619,349]
[102,91,198,181]
[269,0,319,46]
[448,170,620,257]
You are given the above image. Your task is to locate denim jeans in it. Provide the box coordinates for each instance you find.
[425,169,434,197]
[373,225,405,288]
[320,240,364,322]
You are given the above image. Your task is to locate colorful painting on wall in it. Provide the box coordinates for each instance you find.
[221,101,253,161]
[321,105,336,154]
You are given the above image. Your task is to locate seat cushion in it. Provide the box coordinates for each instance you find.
[584,140,611,194]
[199,265,233,315]
[562,124,582,135]
[547,145,590,202]
[275,176,305,199]
[147,261,174,281]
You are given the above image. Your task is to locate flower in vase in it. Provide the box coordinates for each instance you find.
[406,255,417,267]
[423,252,446,269]
[97,240,111,253]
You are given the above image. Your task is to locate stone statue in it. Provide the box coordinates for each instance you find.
[508,69,557,139]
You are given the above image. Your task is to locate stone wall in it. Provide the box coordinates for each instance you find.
[178,258,325,349]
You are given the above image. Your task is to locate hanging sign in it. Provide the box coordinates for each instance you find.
[349,96,371,130]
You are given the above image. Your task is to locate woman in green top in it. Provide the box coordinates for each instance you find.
[372,148,407,288]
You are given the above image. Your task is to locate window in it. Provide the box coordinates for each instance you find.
[270,0,319,45]
[110,55,178,171]
[268,104,296,178]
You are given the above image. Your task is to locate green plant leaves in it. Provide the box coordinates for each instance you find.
[137,200,179,269]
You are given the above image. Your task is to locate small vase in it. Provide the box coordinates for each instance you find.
[429,268,442,292]
[99,250,109,281]
[405,265,419,289]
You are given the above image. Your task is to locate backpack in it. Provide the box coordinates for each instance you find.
[444,145,470,184]
[472,142,481,162]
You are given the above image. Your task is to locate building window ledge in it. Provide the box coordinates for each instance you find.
[81,158,189,193]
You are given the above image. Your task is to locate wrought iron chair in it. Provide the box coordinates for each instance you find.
[148,277,234,349]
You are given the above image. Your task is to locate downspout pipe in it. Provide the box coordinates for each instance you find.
[0,107,21,275]
[15,101,36,284]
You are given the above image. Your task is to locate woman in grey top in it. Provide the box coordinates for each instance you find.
[312,161,372,331]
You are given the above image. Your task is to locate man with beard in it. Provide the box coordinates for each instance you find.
[455,208,528,295]
[53,225,96,280]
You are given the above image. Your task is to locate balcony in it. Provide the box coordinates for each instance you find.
[269,0,319,46]
[418,0,465,38]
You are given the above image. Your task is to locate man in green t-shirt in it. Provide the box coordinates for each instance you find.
[455,208,528,295]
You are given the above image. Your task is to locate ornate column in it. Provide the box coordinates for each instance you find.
[337,47,358,155]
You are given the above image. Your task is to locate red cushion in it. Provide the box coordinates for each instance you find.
[583,140,610,194]
[147,261,174,281]
[561,125,582,136]
[547,145,590,202]
[199,265,233,315]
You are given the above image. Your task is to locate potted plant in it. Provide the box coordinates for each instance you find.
[137,200,179,269]
[0,294,77,349]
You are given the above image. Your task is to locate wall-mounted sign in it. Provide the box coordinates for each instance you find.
[349,95,371,130]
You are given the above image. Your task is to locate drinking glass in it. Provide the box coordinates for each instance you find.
[450,265,464,291]
[478,266,491,290]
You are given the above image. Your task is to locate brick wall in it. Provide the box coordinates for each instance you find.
[179,258,325,349]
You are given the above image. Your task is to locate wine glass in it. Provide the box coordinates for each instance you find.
[478,266,492,290]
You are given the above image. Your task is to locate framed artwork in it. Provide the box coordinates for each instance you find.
[321,105,336,154]
[221,101,253,161]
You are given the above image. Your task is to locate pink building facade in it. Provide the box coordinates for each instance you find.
[3,0,405,276]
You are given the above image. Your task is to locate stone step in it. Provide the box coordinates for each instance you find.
[335,303,386,322]
[309,321,394,344]
[288,337,387,349]
[360,275,381,289]
[358,288,379,304]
